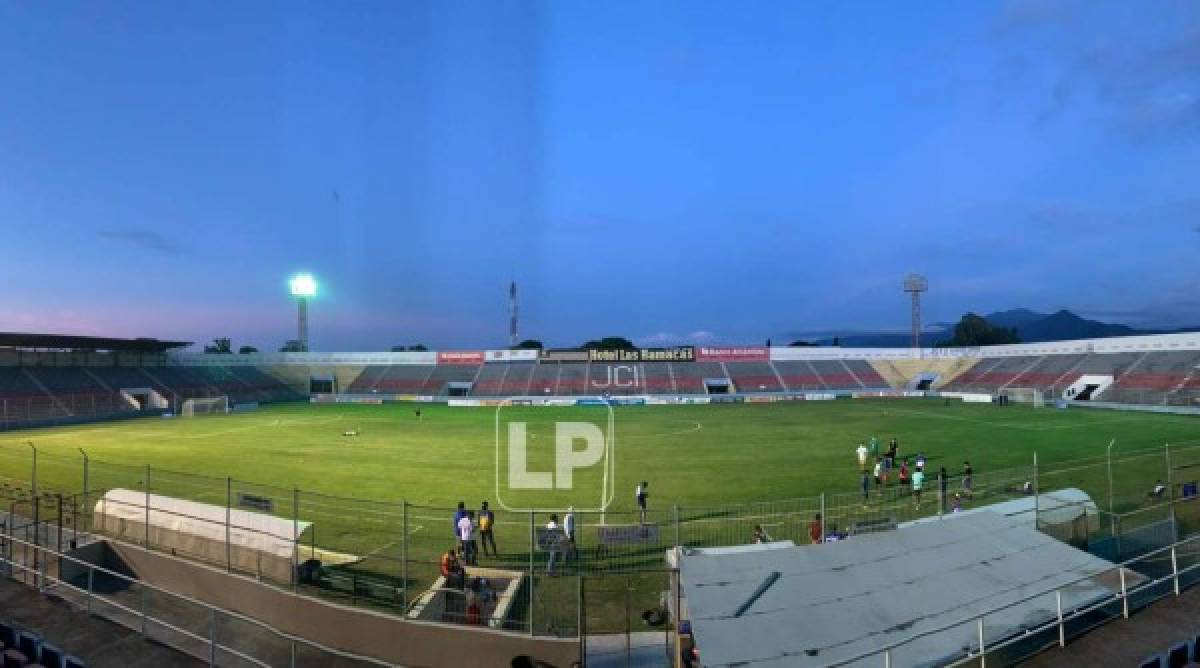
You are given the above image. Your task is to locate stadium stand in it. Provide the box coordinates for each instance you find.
[419,364,480,396]
[845,359,889,388]
[527,361,560,395]
[642,362,675,393]
[772,360,827,391]
[498,361,536,396]
[368,365,435,394]
[470,363,508,396]
[556,362,588,395]
[671,362,726,394]
[587,362,644,395]
[724,361,783,393]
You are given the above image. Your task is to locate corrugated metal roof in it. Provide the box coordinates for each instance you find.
[679,512,1121,667]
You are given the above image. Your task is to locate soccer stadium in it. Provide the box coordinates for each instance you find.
[5,2,1199,667]
[0,329,1199,666]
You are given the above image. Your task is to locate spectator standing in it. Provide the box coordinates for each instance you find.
[856,443,869,471]
[861,469,871,502]
[478,501,497,557]
[453,501,467,539]
[912,467,925,509]
[457,510,477,565]
[564,506,577,562]
[636,481,649,524]
[962,461,974,499]
[869,436,880,460]
[873,458,883,489]
[545,514,562,575]
[808,513,823,545]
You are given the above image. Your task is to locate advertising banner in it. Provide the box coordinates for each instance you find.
[485,349,539,362]
[541,349,590,362]
[437,351,485,365]
[587,346,694,363]
[695,346,769,362]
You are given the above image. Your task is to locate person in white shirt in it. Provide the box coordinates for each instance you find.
[545,514,561,574]
[563,507,577,562]
[856,443,869,471]
[457,511,477,566]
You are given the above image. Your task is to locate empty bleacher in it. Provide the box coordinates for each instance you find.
[469,364,508,397]
[419,364,481,396]
[773,360,827,392]
[527,361,561,395]
[368,365,435,394]
[724,362,783,393]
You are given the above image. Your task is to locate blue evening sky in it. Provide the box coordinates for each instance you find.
[1,1,1198,350]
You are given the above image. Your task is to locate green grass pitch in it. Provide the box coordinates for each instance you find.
[1,398,1197,511]
[2,398,1198,632]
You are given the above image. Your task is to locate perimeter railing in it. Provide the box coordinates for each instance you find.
[827,517,1200,667]
[0,532,397,667]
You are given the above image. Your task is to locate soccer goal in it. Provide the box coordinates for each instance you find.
[999,387,1045,408]
[181,396,229,416]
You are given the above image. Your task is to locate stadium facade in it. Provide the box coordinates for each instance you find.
[4,331,1200,431]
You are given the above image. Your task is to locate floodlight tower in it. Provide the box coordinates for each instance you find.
[903,273,928,350]
[289,273,318,352]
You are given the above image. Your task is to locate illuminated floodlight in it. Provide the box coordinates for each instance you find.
[289,273,318,298]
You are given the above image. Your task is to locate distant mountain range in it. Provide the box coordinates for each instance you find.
[805,309,1200,348]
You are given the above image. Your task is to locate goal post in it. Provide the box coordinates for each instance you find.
[999,387,1045,408]
[181,396,229,417]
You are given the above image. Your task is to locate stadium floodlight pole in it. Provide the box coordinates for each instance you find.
[903,274,929,354]
[289,273,318,352]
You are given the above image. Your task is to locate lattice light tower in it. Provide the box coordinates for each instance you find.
[903,273,928,349]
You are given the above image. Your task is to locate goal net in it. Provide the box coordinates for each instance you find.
[181,396,229,416]
[999,387,1045,408]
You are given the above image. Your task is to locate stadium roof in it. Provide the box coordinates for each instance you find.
[678,512,1126,667]
[0,332,189,352]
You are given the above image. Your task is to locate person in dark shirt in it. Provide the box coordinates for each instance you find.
[962,461,974,499]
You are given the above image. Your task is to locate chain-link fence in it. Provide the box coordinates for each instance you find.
[0,439,1194,643]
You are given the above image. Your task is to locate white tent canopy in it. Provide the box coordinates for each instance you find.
[94,488,310,581]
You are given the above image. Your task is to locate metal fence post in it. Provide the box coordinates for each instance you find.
[144,465,151,548]
[86,566,94,615]
[1119,567,1129,618]
[1033,452,1040,529]
[672,504,679,548]
[820,493,826,542]
[529,510,535,636]
[402,500,409,608]
[29,442,37,496]
[140,583,149,636]
[1172,546,1180,596]
[225,477,232,572]
[79,448,89,533]
[884,647,892,668]
[292,488,299,593]
[977,616,986,667]
[209,607,217,666]
[578,575,586,666]
[1056,590,1064,647]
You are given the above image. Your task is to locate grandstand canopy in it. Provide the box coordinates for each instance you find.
[677,512,1125,667]
[0,332,189,352]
